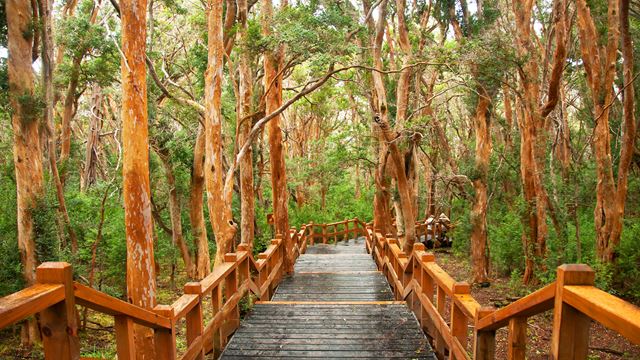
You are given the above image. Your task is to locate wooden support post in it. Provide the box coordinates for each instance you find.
[473,307,496,360]
[115,316,136,360]
[224,253,240,343]
[450,282,471,359]
[344,221,349,241]
[353,218,358,239]
[211,284,223,357]
[421,253,436,337]
[237,244,250,284]
[333,224,338,244]
[36,262,80,360]
[507,317,526,360]
[551,264,595,360]
[309,222,315,245]
[153,305,176,360]
[184,282,204,360]
[322,224,327,244]
[435,286,446,358]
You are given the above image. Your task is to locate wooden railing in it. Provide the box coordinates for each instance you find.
[304,218,368,245]
[364,227,640,360]
[0,234,288,359]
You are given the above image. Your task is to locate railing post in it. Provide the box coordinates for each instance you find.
[507,317,526,360]
[185,282,205,360]
[473,306,496,360]
[451,282,471,358]
[551,264,595,360]
[36,262,80,360]
[153,305,177,360]
[114,316,136,360]
[309,222,315,245]
[211,284,223,357]
[223,253,240,345]
[322,224,327,244]
[420,252,436,337]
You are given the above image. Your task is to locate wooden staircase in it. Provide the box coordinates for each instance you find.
[1,218,639,359]
[221,238,435,359]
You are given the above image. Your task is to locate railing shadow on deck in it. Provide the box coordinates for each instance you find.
[362,226,640,360]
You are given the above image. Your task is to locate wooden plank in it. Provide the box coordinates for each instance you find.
[199,262,234,294]
[551,264,594,360]
[74,283,171,329]
[184,282,204,360]
[114,315,136,360]
[563,285,640,345]
[257,301,406,305]
[154,305,177,360]
[171,294,199,320]
[37,262,80,360]
[507,317,526,360]
[0,283,64,329]
[476,282,555,331]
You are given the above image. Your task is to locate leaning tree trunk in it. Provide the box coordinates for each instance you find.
[121,0,157,357]
[190,126,211,277]
[262,0,292,272]
[7,0,45,347]
[205,0,237,266]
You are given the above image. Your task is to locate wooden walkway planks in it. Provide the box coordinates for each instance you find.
[221,237,436,359]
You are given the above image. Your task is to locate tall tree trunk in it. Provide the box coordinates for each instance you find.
[238,0,255,250]
[38,0,79,254]
[121,0,156,356]
[205,0,237,266]
[157,149,196,278]
[59,0,103,184]
[262,0,292,272]
[575,0,629,262]
[365,0,416,249]
[81,84,103,192]
[470,90,492,283]
[190,126,210,277]
[7,0,45,346]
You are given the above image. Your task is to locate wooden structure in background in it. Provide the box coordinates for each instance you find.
[1,218,640,359]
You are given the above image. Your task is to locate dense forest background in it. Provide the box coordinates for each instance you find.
[0,0,639,325]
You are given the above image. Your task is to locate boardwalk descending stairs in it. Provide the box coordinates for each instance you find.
[221,238,435,359]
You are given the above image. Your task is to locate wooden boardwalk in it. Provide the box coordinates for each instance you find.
[221,238,435,359]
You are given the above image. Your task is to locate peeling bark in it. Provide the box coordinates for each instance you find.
[190,126,210,278]
[121,0,156,356]
[262,0,292,272]
[7,0,45,346]
[205,0,237,266]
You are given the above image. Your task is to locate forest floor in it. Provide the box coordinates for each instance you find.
[434,249,640,360]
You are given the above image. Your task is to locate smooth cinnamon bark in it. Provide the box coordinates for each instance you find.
[238,0,255,250]
[205,0,237,266]
[575,0,629,262]
[7,0,45,346]
[190,126,210,278]
[121,0,156,356]
[262,0,292,272]
[157,148,196,278]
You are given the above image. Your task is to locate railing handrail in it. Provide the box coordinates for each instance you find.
[364,226,640,359]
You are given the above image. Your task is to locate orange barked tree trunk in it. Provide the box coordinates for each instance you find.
[120,0,157,356]
[7,0,45,346]
[262,0,293,272]
[205,0,237,266]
